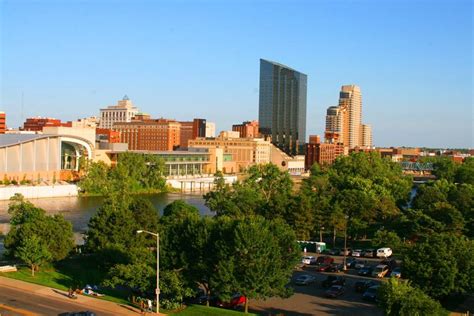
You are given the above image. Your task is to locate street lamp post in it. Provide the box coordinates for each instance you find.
[343,216,349,271]
[137,230,160,315]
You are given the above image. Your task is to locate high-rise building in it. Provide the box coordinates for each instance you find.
[258,59,307,155]
[99,95,139,129]
[324,85,371,149]
[0,112,5,134]
[361,124,372,148]
[205,122,216,138]
[232,120,259,138]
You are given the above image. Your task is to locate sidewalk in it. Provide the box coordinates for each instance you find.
[0,276,148,315]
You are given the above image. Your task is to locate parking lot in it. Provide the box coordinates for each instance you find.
[250,253,388,315]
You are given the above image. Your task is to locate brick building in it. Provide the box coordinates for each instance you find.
[113,119,181,151]
[232,120,259,138]
[0,112,5,134]
[179,118,206,148]
[23,117,63,131]
[305,135,345,169]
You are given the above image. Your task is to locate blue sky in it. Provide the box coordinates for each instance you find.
[1,0,472,148]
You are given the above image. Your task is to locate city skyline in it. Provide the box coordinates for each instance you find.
[1,0,472,148]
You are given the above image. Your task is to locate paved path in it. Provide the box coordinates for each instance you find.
[0,276,144,316]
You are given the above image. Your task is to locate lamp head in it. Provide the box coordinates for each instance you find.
[136,230,144,234]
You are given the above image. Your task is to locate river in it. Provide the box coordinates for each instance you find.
[0,193,210,236]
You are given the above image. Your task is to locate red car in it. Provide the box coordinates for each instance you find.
[316,256,334,265]
[315,263,331,272]
[221,294,246,309]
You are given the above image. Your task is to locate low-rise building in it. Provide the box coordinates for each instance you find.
[305,135,346,169]
[232,120,259,138]
[0,112,5,134]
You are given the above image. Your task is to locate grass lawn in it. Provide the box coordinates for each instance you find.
[0,256,130,305]
[171,305,258,315]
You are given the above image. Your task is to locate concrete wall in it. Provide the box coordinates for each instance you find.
[0,184,78,200]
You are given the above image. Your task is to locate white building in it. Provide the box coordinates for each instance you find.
[99,95,139,129]
[205,122,216,138]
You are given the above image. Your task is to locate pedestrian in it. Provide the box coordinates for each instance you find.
[147,299,152,312]
[304,247,307,254]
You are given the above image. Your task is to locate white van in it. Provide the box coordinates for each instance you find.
[376,248,392,258]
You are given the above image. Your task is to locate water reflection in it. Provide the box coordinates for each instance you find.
[0,193,211,234]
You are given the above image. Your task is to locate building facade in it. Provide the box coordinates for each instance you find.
[99,95,139,129]
[23,117,63,131]
[232,120,259,138]
[205,122,216,138]
[258,59,307,155]
[114,119,181,151]
[0,112,5,134]
[189,132,271,173]
[324,85,372,149]
[305,135,345,169]
[179,118,206,149]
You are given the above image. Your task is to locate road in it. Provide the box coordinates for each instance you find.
[0,277,141,316]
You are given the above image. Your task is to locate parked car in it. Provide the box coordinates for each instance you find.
[390,267,402,278]
[354,280,377,293]
[358,265,374,276]
[327,263,344,273]
[325,285,345,298]
[381,258,398,270]
[372,265,390,278]
[315,255,334,266]
[294,274,316,285]
[328,248,340,256]
[352,249,363,257]
[302,256,317,265]
[376,247,393,258]
[363,249,375,257]
[315,264,331,272]
[59,313,96,316]
[363,285,380,302]
[345,257,357,269]
[354,260,369,269]
[197,295,222,306]
[340,248,352,256]
[322,275,346,288]
[222,294,246,309]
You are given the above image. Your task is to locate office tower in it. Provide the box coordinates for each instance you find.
[324,106,344,144]
[232,120,259,138]
[258,59,307,155]
[99,95,139,129]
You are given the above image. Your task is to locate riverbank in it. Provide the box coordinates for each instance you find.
[0,183,78,200]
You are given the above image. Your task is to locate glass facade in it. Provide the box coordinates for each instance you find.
[258,59,307,155]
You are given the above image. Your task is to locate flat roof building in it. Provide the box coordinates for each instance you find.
[259,59,307,155]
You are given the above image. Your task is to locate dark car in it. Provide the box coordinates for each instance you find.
[315,263,332,272]
[325,285,345,298]
[328,248,340,256]
[345,257,357,269]
[363,285,380,302]
[381,258,398,271]
[197,295,222,306]
[322,275,346,288]
[358,265,374,276]
[362,249,376,257]
[354,280,377,293]
[327,263,344,272]
[59,313,96,316]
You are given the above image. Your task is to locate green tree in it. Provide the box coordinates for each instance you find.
[402,233,474,299]
[372,230,402,252]
[378,278,447,316]
[16,235,52,276]
[4,194,74,261]
[210,216,299,313]
[455,157,474,184]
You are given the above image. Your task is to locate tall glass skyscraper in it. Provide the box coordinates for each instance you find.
[258,59,307,155]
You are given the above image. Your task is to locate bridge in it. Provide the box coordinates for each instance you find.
[400,161,434,172]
